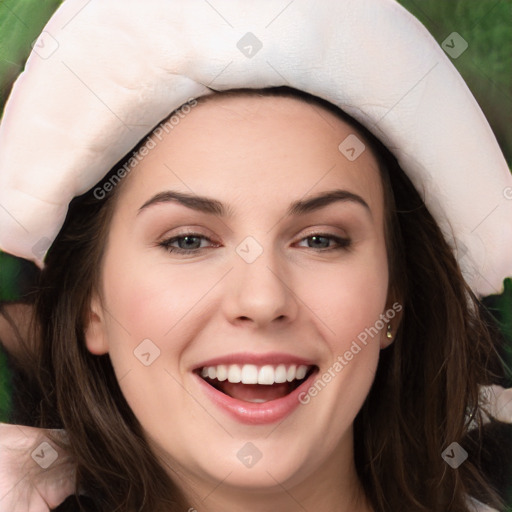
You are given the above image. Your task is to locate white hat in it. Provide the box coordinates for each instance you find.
[0,0,511,297]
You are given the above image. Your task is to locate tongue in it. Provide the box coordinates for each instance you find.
[215,381,293,402]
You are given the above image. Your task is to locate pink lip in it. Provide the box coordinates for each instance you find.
[192,352,316,371]
[193,366,319,425]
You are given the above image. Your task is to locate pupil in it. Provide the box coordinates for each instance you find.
[310,236,328,248]
[181,236,200,249]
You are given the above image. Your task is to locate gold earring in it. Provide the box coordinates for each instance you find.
[386,323,393,339]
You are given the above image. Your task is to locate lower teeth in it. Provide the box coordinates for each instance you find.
[245,398,268,403]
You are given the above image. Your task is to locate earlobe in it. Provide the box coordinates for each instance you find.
[84,294,109,355]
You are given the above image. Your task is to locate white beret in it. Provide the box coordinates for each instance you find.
[0,0,511,296]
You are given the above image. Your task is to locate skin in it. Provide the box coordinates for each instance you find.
[85,94,399,512]
[0,423,76,512]
[0,305,76,512]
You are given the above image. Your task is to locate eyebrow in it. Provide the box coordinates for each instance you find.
[137,188,371,218]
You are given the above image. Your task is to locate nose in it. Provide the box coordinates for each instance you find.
[222,244,299,329]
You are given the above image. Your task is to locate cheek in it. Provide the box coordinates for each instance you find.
[304,249,389,346]
[97,257,195,418]
[101,251,211,343]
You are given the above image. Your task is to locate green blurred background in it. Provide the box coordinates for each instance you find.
[0,0,511,507]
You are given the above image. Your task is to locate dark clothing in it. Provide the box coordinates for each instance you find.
[52,494,98,512]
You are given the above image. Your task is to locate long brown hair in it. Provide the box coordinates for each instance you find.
[5,86,509,511]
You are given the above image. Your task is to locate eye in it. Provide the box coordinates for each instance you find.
[158,232,217,254]
[157,231,351,255]
[296,233,351,251]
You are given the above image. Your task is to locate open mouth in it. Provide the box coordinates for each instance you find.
[194,364,318,403]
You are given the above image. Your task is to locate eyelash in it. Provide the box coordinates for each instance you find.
[158,231,351,255]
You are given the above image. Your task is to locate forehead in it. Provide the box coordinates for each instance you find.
[112,93,384,221]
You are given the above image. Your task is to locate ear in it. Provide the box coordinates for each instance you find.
[380,293,404,350]
[84,292,109,355]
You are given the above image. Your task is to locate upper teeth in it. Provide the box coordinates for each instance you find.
[200,364,310,385]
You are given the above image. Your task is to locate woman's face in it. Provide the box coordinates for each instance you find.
[85,93,392,502]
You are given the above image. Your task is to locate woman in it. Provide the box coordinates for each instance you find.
[0,1,511,511]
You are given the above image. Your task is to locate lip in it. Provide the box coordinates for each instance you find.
[193,365,319,425]
[192,352,316,371]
